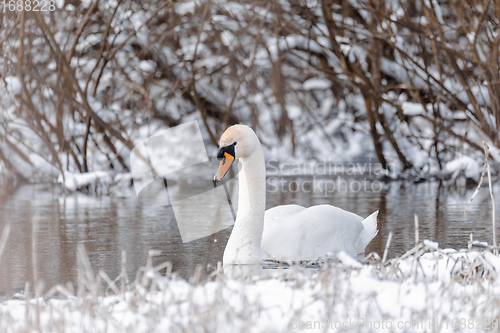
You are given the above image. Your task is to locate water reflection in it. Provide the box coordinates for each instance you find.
[0,178,498,292]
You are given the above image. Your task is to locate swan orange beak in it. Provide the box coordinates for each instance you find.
[214,152,234,182]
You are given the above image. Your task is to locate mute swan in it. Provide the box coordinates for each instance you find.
[214,124,378,265]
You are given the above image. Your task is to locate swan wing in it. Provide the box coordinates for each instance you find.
[264,204,306,222]
[355,210,379,253]
[262,205,376,261]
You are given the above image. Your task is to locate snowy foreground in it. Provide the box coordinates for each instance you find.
[2,242,500,332]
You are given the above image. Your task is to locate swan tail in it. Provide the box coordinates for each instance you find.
[358,210,379,252]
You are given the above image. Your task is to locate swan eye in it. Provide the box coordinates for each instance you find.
[217,142,236,160]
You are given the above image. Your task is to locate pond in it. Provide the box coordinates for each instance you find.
[0,176,499,293]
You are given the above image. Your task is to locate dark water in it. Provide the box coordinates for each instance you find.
[0,177,499,292]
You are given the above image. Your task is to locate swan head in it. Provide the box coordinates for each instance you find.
[214,124,259,182]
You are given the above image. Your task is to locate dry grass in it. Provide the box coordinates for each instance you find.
[1,1,499,180]
[0,226,500,332]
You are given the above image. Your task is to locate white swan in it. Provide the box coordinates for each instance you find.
[214,124,378,265]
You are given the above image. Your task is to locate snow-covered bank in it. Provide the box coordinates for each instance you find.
[2,243,500,332]
[2,1,500,189]
[57,171,133,195]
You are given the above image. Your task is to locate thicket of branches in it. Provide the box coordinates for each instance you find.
[1,0,499,184]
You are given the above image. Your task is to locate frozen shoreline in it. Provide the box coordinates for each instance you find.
[1,242,500,332]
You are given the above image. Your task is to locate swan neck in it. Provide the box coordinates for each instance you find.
[223,145,266,263]
[238,151,266,217]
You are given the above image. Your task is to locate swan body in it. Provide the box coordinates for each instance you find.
[214,125,378,265]
[262,205,378,261]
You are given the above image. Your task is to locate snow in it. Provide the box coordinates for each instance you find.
[402,102,425,116]
[58,171,114,192]
[423,239,439,250]
[176,1,196,15]
[4,76,21,94]
[1,244,500,332]
[303,78,331,90]
[0,0,499,189]
[138,60,155,72]
[445,156,482,181]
